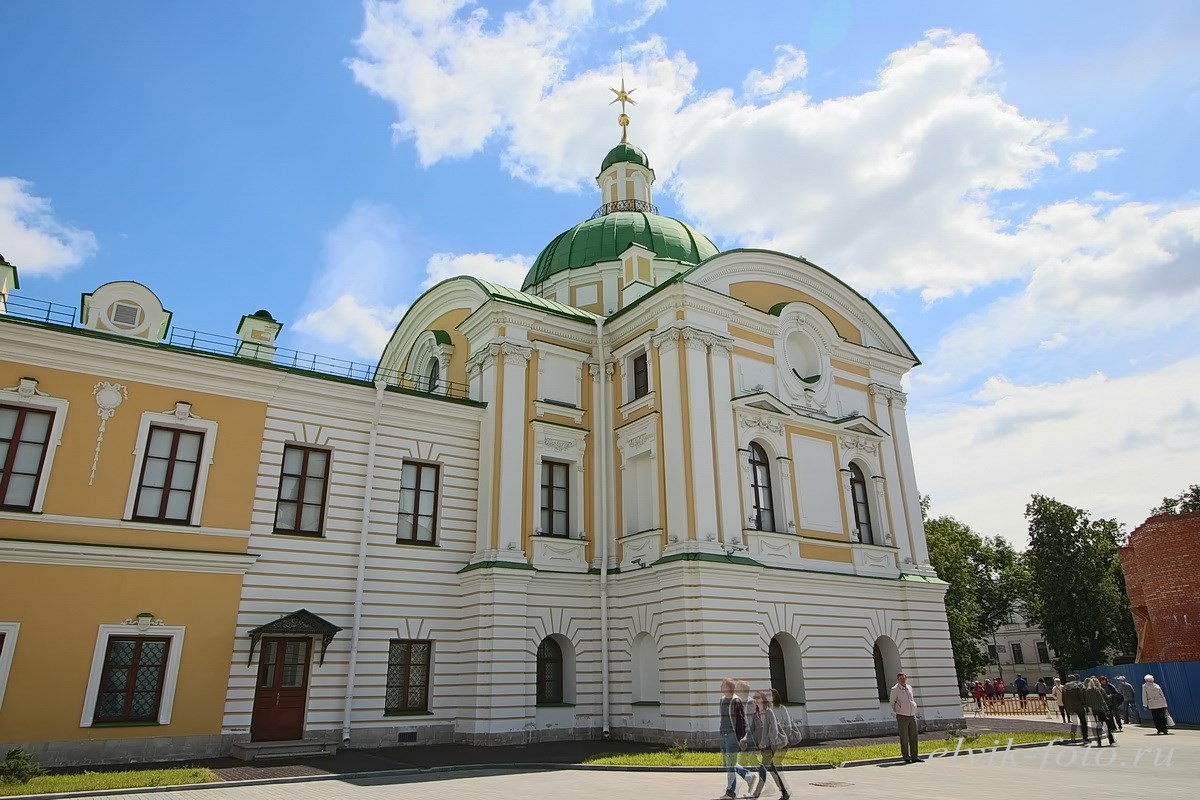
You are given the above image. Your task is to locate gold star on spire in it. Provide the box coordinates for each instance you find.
[609,77,637,143]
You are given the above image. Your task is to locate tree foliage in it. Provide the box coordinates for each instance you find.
[924,510,1027,681]
[1022,495,1136,670]
[1150,484,1200,515]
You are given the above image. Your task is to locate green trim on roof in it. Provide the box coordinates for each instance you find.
[522,212,719,291]
[899,573,949,585]
[457,559,538,574]
[471,277,598,323]
[768,302,790,316]
[430,329,452,345]
[654,552,760,568]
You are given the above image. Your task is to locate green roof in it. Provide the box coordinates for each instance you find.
[522,212,719,290]
[471,278,597,323]
[600,142,650,172]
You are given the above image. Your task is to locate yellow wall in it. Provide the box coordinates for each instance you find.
[0,564,242,741]
[0,362,265,535]
[799,542,854,563]
[728,281,862,345]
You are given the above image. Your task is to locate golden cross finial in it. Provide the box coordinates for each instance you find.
[609,76,636,143]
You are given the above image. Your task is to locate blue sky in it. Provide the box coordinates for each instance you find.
[2,0,1198,544]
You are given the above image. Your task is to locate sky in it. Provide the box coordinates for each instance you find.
[2,0,1198,547]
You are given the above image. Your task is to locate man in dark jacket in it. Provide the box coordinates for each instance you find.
[1099,676,1124,731]
[1062,674,1088,743]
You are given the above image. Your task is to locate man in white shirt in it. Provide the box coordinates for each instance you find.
[889,672,921,763]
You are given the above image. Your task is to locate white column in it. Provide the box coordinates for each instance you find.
[651,328,689,542]
[468,346,500,555]
[709,340,742,543]
[871,475,892,545]
[496,343,531,554]
[681,329,718,542]
[888,390,930,567]
[839,467,858,542]
[869,384,908,558]
[776,457,797,533]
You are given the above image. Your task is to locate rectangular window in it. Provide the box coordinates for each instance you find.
[1011,643,1025,664]
[1036,641,1051,663]
[540,460,570,536]
[987,644,999,663]
[274,445,330,535]
[632,353,649,399]
[133,426,204,522]
[386,640,431,713]
[398,462,439,543]
[93,636,170,723]
[0,404,55,511]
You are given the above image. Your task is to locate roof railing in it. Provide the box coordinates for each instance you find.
[1,295,470,400]
[589,198,658,219]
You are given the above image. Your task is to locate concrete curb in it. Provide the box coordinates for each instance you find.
[7,740,1064,800]
[839,738,1059,768]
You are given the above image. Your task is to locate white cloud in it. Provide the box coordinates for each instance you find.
[911,356,1200,546]
[743,44,808,99]
[1038,332,1067,350]
[422,252,532,288]
[1068,147,1123,172]
[293,293,405,360]
[0,177,97,278]
[1091,190,1126,202]
[292,201,415,359]
[606,0,666,32]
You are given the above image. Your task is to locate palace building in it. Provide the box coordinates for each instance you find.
[0,99,960,765]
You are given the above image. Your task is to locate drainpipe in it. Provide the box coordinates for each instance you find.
[341,378,388,744]
[596,316,611,738]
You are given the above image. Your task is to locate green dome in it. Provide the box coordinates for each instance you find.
[522,211,719,291]
[600,142,650,172]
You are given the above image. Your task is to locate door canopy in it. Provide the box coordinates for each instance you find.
[247,609,342,665]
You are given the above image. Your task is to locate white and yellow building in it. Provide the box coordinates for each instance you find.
[0,121,960,765]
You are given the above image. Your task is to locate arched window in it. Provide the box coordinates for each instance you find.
[873,636,901,702]
[850,463,873,544]
[749,443,775,532]
[536,637,564,704]
[426,358,441,394]
[769,637,789,704]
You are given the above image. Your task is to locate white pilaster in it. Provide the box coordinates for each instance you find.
[497,343,532,553]
[651,329,689,542]
[709,339,742,543]
[681,329,719,542]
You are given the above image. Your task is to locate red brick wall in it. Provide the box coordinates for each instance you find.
[1120,511,1200,662]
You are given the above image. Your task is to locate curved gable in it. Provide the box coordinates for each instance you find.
[683,249,918,364]
[376,277,493,379]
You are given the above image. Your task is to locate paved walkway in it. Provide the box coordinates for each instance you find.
[71,727,1199,800]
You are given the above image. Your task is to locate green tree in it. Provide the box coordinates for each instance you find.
[924,511,1026,681]
[1150,484,1200,515]
[1022,495,1136,670]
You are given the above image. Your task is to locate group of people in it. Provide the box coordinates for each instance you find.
[718,671,923,800]
[718,678,798,800]
[1050,673,1173,743]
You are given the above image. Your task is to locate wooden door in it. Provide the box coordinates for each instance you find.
[250,637,311,742]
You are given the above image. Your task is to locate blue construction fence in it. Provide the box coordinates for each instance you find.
[1080,661,1200,726]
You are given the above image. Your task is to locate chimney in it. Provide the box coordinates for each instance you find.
[236,309,282,362]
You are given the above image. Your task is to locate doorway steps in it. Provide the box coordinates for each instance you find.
[231,738,340,761]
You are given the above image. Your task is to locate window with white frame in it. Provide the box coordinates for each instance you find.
[0,622,19,711]
[123,408,218,526]
[849,462,874,544]
[540,460,571,537]
[0,381,69,513]
[80,624,185,727]
[531,423,586,539]
[398,461,440,544]
[748,442,776,532]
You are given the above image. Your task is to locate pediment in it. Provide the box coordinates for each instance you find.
[835,415,889,438]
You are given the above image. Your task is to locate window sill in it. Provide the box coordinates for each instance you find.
[89,721,162,728]
[272,530,326,539]
[394,539,440,548]
[536,702,576,708]
[618,391,656,419]
[127,518,199,528]
[631,701,661,707]
[384,710,434,717]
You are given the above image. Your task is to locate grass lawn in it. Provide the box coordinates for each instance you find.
[584,731,1063,767]
[0,767,216,797]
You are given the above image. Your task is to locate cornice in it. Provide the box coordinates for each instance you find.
[0,537,260,575]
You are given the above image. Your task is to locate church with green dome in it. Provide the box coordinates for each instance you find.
[0,84,959,765]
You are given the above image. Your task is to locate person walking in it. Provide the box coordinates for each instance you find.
[971,680,985,715]
[1052,677,1067,723]
[735,680,761,795]
[1142,674,1171,735]
[1099,676,1124,731]
[741,691,790,800]
[1014,675,1029,709]
[1085,677,1117,746]
[1035,677,1048,712]
[889,672,922,764]
[717,678,749,799]
[1062,674,1089,743]
[1117,676,1137,725]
